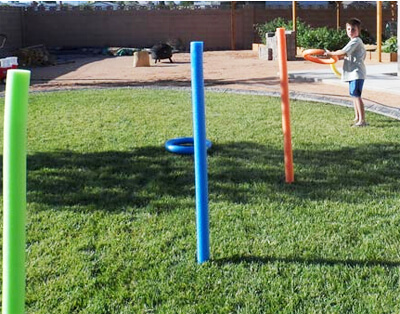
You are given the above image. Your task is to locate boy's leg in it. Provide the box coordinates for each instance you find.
[349,79,366,125]
[353,98,359,121]
[354,97,366,125]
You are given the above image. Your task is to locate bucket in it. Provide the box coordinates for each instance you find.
[0,58,9,68]
[0,57,18,68]
[7,57,18,66]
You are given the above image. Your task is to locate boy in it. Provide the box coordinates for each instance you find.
[326,18,367,127]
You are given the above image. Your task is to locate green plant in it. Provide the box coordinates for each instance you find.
[360,29,376,45]
[255,18,348,50]
[255,18,313,45]
[297,26,348,50]
[382,36,398,53]
[255,17,294,44]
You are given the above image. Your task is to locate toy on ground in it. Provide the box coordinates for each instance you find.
[277,28,294,184]
[164,42,210,264]
[3,69,31,314]
[165,137,212,155]
[302,48,341,79]
[190,41,210,264]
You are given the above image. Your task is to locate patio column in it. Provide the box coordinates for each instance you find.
[292,1,297,32]
[292,1,297,55]
[336,1,342,30]
[377,1,382,62]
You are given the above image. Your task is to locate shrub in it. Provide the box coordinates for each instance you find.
[382,36,398,53]
[297,27,348,50]
[360,30,375,45]
[255,18,357,51]
[255,18,312,44]
[255,17,294,44]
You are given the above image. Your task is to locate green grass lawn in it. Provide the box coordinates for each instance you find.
[1,88,400,313]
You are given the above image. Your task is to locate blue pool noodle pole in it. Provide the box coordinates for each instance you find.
[190,41,210,264]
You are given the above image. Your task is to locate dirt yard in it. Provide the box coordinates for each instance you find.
[24,50,332,92]
[1,50,397,109]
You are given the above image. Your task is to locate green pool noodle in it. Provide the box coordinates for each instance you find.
[3,70,31,314]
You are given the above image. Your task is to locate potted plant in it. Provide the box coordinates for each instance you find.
[382,36,397,62]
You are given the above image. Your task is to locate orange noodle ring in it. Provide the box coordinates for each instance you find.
[302,49,338,65]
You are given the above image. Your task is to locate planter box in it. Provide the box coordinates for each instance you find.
[368,51,397,62]
[385,52,397,62]
[257,44,273,60]
[257,31,296,61]
[252,43,264,52]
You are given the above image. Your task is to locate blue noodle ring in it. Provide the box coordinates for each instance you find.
[165,137,212,155]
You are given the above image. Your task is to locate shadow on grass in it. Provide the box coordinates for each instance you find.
[214,254,400,268]
[210,141,400,204]
[26,147,195,213]
[10,140,400,212]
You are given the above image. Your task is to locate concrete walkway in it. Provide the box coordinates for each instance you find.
[288,62,400,120]
[289,62,399,95]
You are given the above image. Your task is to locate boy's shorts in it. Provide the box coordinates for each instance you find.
[349,79,364,97]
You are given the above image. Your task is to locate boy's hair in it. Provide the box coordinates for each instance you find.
[346,18,362,29]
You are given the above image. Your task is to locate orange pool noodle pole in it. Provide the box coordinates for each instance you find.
[276,28,294,183]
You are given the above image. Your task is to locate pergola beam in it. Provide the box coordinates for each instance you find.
[377,1,382,62]
[336,1,342,30]
[292,1,297,55]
